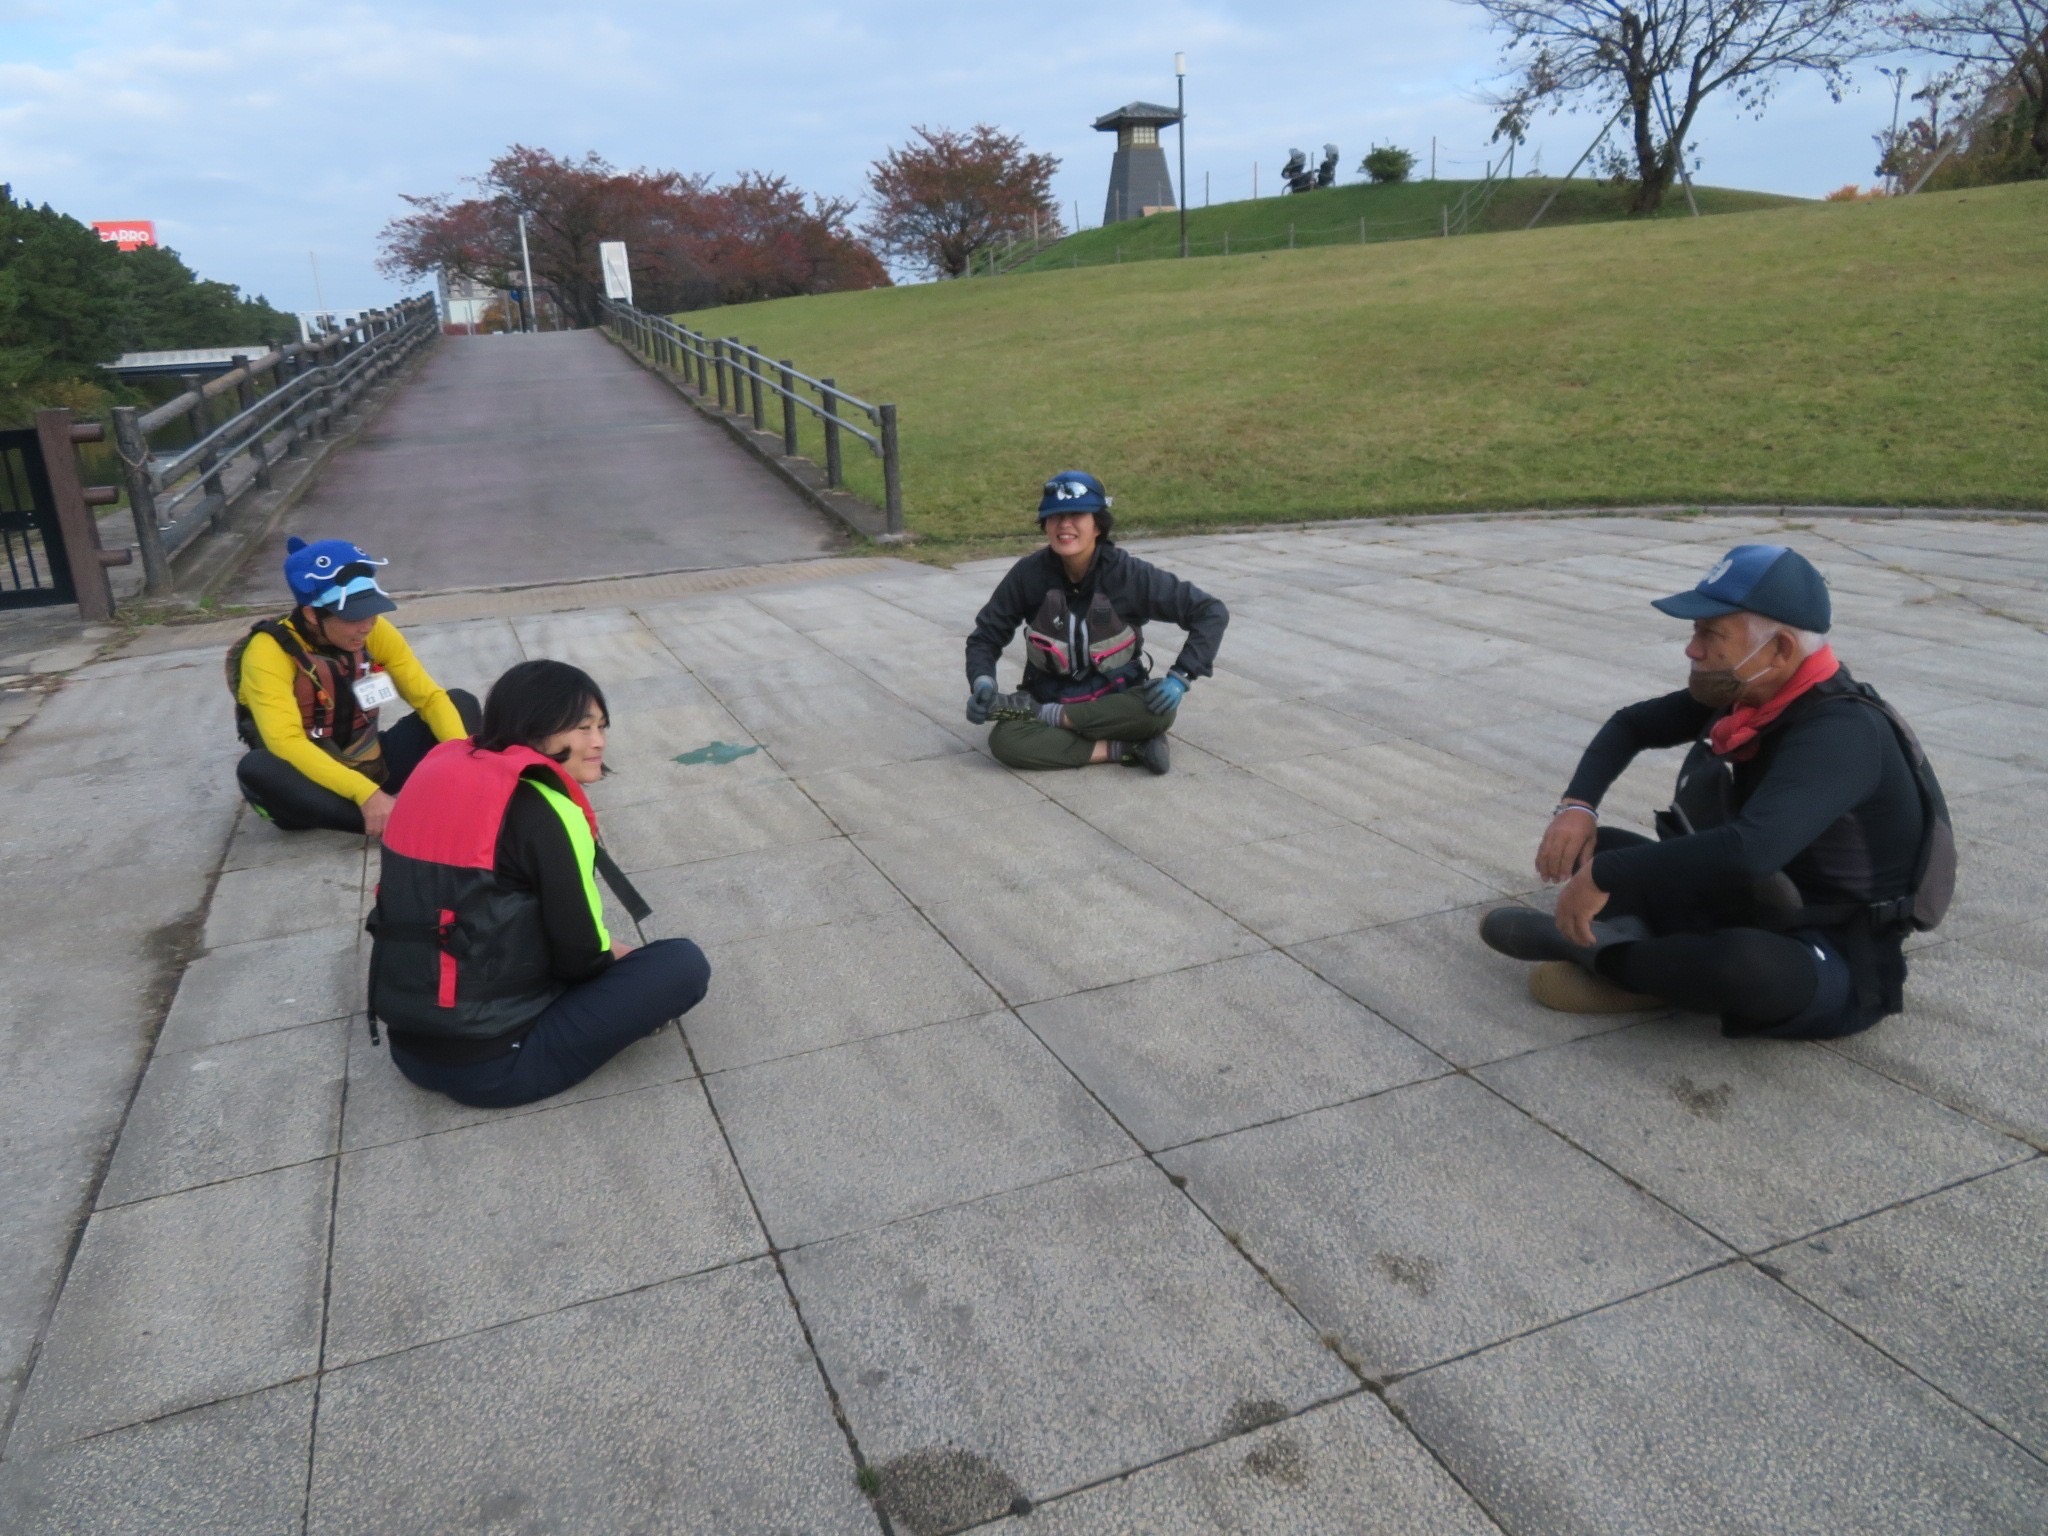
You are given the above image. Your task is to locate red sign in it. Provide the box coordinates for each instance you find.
[92,220,156,251]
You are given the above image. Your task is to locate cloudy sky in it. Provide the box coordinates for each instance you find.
[4,0,1913,312]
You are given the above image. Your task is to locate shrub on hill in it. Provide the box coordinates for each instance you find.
[1361,146,1418,184]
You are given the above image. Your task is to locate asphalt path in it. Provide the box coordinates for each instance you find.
[229,329,842,602]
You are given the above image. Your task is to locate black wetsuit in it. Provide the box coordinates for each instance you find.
[1564,671,1924,1036]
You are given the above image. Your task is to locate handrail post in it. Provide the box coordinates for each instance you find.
[35,409,118,621]
[879,403,903,535]
[233,354,273,491]
[778,362,799,455]
[746,344,765,429]
[184,376,228,530]
[694,330,709,394]
[111,405,171,596]
[724,337,745,418]
[820,379,843,489]
[713,339,730,410]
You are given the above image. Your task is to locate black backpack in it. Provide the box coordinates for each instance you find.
[1838,680,1955,934]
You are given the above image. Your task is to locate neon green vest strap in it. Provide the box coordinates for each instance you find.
[530,780,610,951]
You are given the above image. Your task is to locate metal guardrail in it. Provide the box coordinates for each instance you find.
[110,295,439,593]
[600,298,902,534]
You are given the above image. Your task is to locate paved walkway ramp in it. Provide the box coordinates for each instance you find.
[228,330,843,603]
[5,516,2048,1532]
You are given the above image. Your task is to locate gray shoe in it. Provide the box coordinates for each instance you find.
[1479,907,1581,963]
[1125,736,1170,775]
[1478,907,1651,966]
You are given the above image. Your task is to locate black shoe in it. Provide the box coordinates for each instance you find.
[1479,907,1653,965]
[986,691,1039,723]
[1478,907,1581,963]
[1125,736,1170,775]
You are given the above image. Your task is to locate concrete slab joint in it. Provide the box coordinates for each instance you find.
[7,512,2048,1535]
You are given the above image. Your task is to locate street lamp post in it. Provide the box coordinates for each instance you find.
[1175,52,1188,259]
[518,211,538,332]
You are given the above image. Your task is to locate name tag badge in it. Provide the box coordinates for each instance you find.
[353,671,400,711]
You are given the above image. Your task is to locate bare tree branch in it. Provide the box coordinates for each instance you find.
[1462,0,1885,211]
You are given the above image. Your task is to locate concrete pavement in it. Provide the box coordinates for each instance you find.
[226,329,845,603]
[4,514,2047,1532]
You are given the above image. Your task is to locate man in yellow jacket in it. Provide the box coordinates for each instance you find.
[230,537,479,838]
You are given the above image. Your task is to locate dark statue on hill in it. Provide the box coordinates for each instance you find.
[1282,146,1341,193]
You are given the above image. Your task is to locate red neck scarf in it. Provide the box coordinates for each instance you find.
[1707,645,1839,760]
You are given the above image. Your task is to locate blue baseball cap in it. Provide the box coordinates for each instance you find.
[284,536,397,620]
[1037,470,1112,519]
[1651,544,1831,633]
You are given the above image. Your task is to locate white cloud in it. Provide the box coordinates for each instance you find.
[0,0,1906,311]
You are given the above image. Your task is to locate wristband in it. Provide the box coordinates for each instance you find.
[1552,803,1597,822]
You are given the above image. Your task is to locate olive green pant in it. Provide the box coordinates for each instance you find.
[988,691,1176,771]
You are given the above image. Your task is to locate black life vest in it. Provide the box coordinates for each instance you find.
[366,742,603,1045]
[225,614,385,777]
[1023,588,1145,703]
[1659,672,1954,937]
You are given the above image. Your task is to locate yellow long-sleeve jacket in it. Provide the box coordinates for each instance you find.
[236,615,468,805]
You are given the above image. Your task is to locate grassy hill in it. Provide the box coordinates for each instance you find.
[679,182,2048,546]
[1007,177,1802,273]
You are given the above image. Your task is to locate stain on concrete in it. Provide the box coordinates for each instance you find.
[1372,1251,1442,1297]
[673,740,761,766]
[872,1447,1026,1536]
[1222,1396,1290,1436]
[1669,1075,1735,1120]
[1243,1432,1310,1486]
[142,905,207,1031]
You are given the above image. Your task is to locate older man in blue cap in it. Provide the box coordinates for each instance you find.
[1480,543,1952,1040]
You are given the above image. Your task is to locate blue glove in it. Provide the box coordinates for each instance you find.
[965,675,997,724]
[1143,671,1188,714]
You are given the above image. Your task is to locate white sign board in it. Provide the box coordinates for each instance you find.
[599,242,633,304]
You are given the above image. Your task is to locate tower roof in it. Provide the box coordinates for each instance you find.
[1093,101,1182,131]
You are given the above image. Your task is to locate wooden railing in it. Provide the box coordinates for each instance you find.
[110,296,439,594]
[600,299,902,534]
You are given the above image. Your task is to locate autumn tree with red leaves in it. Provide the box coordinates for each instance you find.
[863,125,1062,279]
[379,146,886,325]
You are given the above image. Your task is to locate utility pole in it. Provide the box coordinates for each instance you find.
[308,251,327,329]
[1175,52,1189,259]
[517,211,538,332]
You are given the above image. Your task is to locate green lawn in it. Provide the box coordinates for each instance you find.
[1006,177,1800,272]
[679,182,2048,546]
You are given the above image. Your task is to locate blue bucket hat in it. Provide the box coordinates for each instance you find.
[1651,544,1831,633]
[284,536,396,620]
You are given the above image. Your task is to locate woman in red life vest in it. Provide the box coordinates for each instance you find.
[367,660,709,1106]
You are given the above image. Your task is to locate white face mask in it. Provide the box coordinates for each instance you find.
[1686,635,1772,709]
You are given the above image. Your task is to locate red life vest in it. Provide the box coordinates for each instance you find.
[366,741,600,1043]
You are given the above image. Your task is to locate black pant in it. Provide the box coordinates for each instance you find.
[1588,828,1866,1039]
[236,689,480,833]
[389,938,712,1108]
